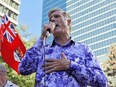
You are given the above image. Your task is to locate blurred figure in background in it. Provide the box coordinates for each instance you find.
[0,64,19,87]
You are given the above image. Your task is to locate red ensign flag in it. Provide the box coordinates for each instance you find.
[0,14,26,75]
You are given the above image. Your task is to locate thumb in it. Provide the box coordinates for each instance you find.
[61,52,66,59]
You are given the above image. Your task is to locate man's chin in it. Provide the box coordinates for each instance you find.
[0,84,5,87]
[0,82,6,87]
[53,30,62,35]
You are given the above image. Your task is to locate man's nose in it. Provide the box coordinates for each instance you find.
[51,17,55,22]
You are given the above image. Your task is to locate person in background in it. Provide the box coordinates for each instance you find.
[0,64,19,87]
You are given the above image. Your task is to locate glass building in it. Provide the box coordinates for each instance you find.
[42,0,116,62]
[0,0,21,26]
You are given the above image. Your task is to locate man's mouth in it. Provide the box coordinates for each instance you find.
[55,24,59,28]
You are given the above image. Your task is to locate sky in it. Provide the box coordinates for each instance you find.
[17,0,43,40]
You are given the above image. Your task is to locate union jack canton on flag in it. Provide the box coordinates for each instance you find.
[2,14,17,43]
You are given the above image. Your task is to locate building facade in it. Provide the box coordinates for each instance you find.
[0,0,21,53]
[0,0,21,26]
[42,0,116,62]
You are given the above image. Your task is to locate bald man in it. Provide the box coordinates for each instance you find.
[0,64,19,87]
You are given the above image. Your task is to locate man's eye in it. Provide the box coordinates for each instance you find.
[55,15,59,18]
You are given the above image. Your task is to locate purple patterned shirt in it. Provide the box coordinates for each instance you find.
[18,38,107,87]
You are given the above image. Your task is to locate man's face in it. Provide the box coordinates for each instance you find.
[49,11,70,35]
[0,70,7,87]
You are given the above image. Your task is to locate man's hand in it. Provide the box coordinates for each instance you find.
[40,22,55,40]
[42,52,70,74]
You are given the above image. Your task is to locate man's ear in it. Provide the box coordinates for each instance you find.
[67,19,72,34]
[67,20,71,26]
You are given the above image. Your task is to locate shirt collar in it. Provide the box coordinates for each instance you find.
[50,37,75,47]
[4,80,13,87]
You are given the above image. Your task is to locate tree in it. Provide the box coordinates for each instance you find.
[0,23,37,87]
[102,43,116,87]
[16,23,37,50]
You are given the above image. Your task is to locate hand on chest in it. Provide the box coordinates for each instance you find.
[45,46,85,64]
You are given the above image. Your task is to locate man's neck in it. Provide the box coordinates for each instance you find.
[54,34,70,46]
[3,80,7,87]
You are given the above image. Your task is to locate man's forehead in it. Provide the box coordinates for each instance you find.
[0,65,6,71]
[50,11,63,17]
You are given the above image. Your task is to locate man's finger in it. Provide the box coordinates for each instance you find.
[45,59,56,62]
[43,65,54,71]
[42,62,53,67]
[61,52,66,58]
[46,68,55,74]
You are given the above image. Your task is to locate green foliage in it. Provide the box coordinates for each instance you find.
[15,23,37,50]
[0,23,37,87]
[102,43,116,87]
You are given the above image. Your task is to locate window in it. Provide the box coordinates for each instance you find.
[107,40,110,45]
[95,37,98,42]
[104,48,107,53]
[98,36,101,40]
[98,10,100,14]
[91,25,94,29]
[102,49,104,54]
[90,20,92,25]
[4,0,9,4]
[14,13,17,21]
[101,35,103,40]
[97,50,99,56]
[103,27,105,32]
[104,40,106,46]
[106,33,108,38]
[90,39,92,43]
[112,38,115,43]
[92,38,95,43]
[106,6,108,11]
[3,7,7,13]
[98,29,100,34]
[114,23,116,28]
[109,12,111,16]
[0,17,2,22]
[86,34,87,38]
[83,34,85,39]
[113,16,116,21]
[10,0,13,7]
[111,24,113,29]
[104,14,106,19]
[15,3,18,10]
[0,4,2,12]
[105,20,107,24]
[100,50,102,55]
[107,19,109,23]
[112,31,114,36]
[110,39,112,44]
[111,9,114,15]
[8,10,12,17]
[108,25,111,30]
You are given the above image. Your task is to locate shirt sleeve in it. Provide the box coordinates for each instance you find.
[66,45,108,87]
[18,38,43,75]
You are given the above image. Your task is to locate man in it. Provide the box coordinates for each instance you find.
[0,64,19,87]
[18,8,108,87]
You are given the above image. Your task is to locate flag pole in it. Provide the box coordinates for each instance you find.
[0,20,2,55]
[0,39,1,55]
[0,16,4,56]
